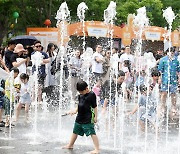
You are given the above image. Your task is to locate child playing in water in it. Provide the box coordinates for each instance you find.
[121,60,134,101]
[128,84,157,132]
[0,79,5,128]
[4,67,19,127]
[15,73,31,122]
[92,79,101,105]
[135,70,146,92]
[149,69,160,88]
[63,81,100,154]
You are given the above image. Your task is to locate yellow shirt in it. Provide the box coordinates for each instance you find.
[5,79,15,101]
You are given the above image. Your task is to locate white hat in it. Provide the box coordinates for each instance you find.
[14,44,25,53]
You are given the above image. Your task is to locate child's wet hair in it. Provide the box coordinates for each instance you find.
[139,85,147,93]
[76,80,88,91]
[114,70,125,78]
[151,69,160,77]
[118,70,125,77]
[20,73,29,80]
[11,67,19,74]
[124,60,130,66]
[124,60,131,73]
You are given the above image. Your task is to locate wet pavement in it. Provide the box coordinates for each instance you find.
[0,105,120,154]
[0,100,179,154]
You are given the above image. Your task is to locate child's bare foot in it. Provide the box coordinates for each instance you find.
[13,119,17,122]
[171,108,177,114]
[62,144,73,149]
[25,120,31,124]
[90,149,99,154]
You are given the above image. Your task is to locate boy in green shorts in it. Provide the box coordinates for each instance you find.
[63,81,100,154]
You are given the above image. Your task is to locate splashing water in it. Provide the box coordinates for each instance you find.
[55,2,70,27]
[31,52,44,67]
[81,47,93,85]
[77,2,88,54]
[104,1,116,24]
[163,7,175,26]
[56,2,70,46]
[163,7,176,49]
[56,2,70,139]
[163,7,176,149]
[133,6,149,68]
[143,52,156,69]
[104,1,118,149]
[8,70,14,139]
[55,2,70,21]
[133,6,149,153]
[77,2,88,22]
[31,52,44,144]
[133,6,149,30]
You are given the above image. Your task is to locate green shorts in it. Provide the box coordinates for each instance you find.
[73,122,96,136]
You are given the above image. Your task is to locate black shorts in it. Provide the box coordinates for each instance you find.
[38,75,46,86]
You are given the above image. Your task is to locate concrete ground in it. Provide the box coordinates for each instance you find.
[0,105,120,154]
[0,99,179,154]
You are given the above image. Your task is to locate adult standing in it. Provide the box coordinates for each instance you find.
[69,49,82,101]
[102,49,111,83]
[119,45,134,71]
[31,41,49,103]
[4,40,16,70]
[45,43,56,87]
[154,50,164,67]
[158,47,180,115]
[81,47,93,84]
[111,47,120,76]
[91,45,104,86]
[119,47,125,58]
[0,51,9,73]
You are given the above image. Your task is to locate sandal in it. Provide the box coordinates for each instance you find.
[5,123,15,128]
[0,121,5,127]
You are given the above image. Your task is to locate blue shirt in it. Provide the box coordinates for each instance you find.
[158,55,180,85]
[135,75,145,87]
[139,94,156,116]
[31,51,49,76]
[174,51,179,57]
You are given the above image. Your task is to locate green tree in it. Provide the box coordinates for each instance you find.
[0,0,179,46]
[116,0,165,27]
[0,0,63,45]
[161,0,180,29]
[0,0,15,45]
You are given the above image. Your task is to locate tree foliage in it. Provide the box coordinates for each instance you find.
[161,0,180,29]
[0,0,179,46]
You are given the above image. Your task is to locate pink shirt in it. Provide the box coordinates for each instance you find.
[92,86,101,96]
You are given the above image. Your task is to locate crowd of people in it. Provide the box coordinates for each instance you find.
[0,40,180,135]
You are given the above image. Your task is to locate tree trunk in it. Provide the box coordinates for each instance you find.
[0,22,8,46]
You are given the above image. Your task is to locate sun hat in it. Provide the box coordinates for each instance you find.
[14,44,25,53]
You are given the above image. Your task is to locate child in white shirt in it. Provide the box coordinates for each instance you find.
[15,73,31,122]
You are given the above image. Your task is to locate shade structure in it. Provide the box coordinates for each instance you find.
[11,35,37,46]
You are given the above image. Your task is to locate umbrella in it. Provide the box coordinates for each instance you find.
[11,35,37,47]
